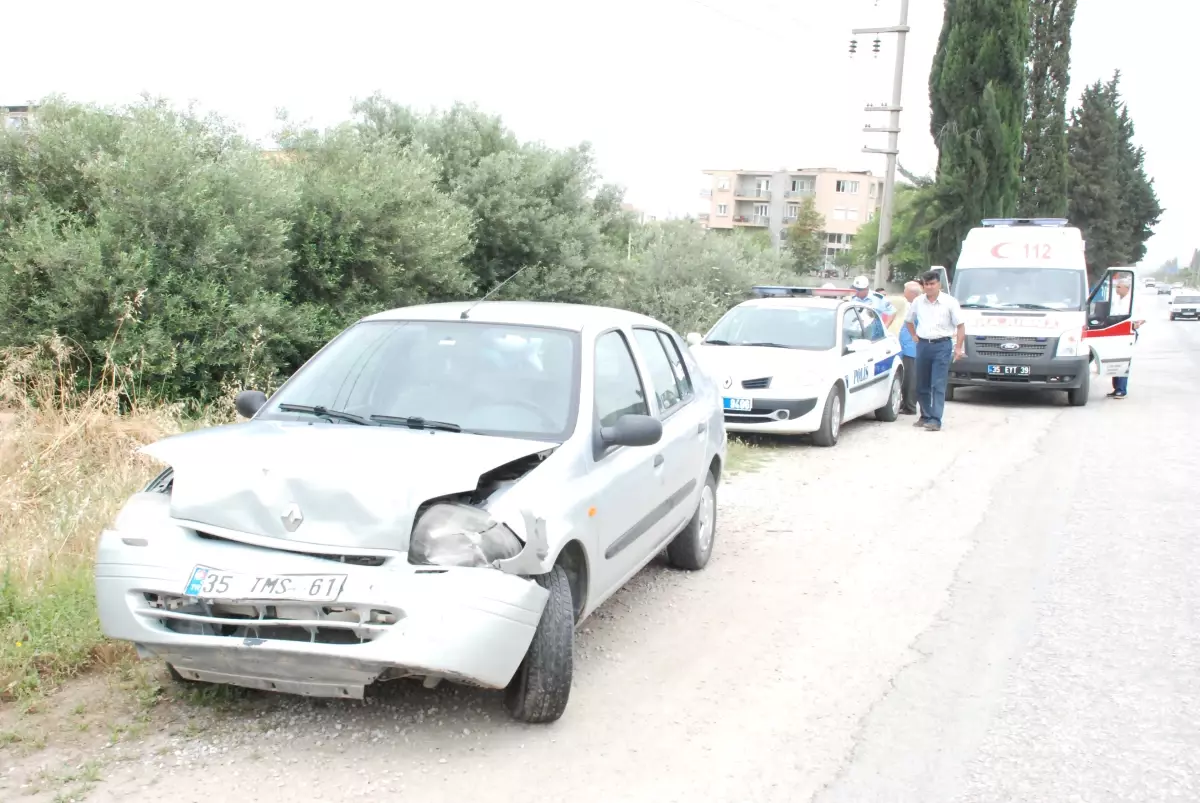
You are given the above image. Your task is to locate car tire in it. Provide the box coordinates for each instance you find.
[504,564,574,724]
[1067,377,1090,406]
[811,384,843,447]
[667,470,718,571]
[874,367,902,422]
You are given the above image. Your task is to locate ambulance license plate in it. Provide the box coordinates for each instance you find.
[987,364,1030,377]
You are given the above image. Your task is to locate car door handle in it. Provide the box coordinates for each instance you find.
[696,422,707,435]
[654,454,665,467]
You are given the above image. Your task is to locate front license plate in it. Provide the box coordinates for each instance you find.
[987,364,1031,377]
[184,565,347,602]
[723,397,753,412]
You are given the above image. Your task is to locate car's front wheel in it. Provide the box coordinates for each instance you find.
[504,565,574,724]
[667,470,717,571]
[811,384,843,447]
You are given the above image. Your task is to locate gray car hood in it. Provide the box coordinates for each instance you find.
[139,420,556,553]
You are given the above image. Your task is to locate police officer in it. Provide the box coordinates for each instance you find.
[848,275,896,323]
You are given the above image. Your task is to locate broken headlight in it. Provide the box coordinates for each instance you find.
[407,502,523,568]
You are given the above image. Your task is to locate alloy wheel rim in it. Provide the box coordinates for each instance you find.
[831,395,841,438]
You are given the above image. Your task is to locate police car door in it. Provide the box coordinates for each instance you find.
[839,306,873,419]
[855,306,898,410]
[1084,268,1137,378]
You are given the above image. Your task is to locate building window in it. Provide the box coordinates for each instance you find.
[868,183,876,197]
[831,207,859,221]
[717,204,728,216]
[753,203,769,217]
[756,178,771,192]
[717,178,730,191]
[836,180,860,194]
[827,233,846,244]
[790,178,813,193]
[867,209,876,222]
[785,203,799,218]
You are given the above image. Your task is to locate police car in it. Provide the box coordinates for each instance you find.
[684,285,904,447]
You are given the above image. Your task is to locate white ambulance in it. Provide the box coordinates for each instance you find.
[937,217,1139,406]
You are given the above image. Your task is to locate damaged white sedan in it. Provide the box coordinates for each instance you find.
[94,300,726,723]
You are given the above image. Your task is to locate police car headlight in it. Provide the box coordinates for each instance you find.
[1055,329,1084,358]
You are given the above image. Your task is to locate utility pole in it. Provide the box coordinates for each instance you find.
[852,0,910,289]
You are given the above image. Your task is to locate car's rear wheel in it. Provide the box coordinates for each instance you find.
[667,470,717,571]
[811,384,843,447]
[504,564,574,724]
[875,368,902,422]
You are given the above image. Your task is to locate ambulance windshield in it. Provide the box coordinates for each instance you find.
[953,267,1086,311]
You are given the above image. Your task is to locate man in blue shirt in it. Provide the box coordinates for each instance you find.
[897,280,920,414]
[849,275,896,323]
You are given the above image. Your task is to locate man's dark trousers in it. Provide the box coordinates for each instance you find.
[915,337,953,426]
[900,355,918,413]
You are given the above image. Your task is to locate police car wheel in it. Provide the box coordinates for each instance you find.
[811,384,842,448]
[875,369,902,422]
[945,384,956,402]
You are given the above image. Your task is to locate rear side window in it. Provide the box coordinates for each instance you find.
[594,331,649,428]
[632,328,685,415]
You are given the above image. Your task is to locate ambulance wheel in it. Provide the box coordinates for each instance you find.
[811,384,843,448]
[1067,378,1090,406]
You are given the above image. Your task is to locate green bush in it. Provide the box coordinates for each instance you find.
[1,95,798,401]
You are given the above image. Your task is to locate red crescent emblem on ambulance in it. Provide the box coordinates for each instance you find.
[990,242,1011,258]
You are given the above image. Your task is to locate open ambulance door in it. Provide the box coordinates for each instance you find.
[1084,268,1137,378]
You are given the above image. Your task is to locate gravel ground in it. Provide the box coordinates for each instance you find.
[5,295,1198,802]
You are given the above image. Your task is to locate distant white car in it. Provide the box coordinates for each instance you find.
[685,286,904,447]
[1168,293,1200,321]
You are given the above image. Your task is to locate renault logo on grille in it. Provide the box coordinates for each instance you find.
[722,376,733,389]
[999,342,1021,350]
[281,503,304,532]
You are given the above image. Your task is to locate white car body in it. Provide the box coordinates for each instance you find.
[93,301,726,723]
[684,288,904,445]
[939,218,1140,407]
[1168,292,1200,320]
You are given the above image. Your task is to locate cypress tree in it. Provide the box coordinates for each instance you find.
[1066,80,1126,280]
[927,0,1029,268]
[1020,0,1075,217]
[1107,72,1163,265]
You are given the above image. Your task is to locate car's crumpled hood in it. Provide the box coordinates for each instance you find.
[691,345,832,389]
[139,421,556,553]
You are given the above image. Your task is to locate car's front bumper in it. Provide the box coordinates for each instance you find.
[949,354,1089,390]
[1171,308,1198,319]
[721,395,822,433]
[94,527,548,698]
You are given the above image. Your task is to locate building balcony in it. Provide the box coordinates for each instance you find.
[733,215,769,227]
[700,189,713,197]
[734,189,772,200]
[784,189,814,198]
[782,215,798,225]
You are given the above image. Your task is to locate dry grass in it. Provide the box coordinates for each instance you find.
[0,336,234,700]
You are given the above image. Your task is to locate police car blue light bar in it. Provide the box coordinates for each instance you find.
[980,218,1069,228]
[751,285,849,298]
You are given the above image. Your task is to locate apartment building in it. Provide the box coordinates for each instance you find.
[3,105,33,130]
[700,167,883,266]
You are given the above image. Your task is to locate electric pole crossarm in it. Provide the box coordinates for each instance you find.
[863,146,899,155]
[864,126,902,134]
[851,25,911,34]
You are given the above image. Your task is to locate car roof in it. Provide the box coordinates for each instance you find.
[359,300,666,332]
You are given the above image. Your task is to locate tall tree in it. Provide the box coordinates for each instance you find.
[782,196,825,274]
[1108,73,1163,266]
[926,0,1029,268]
[1020,0,1076,217]
[1066,80,1126,279]
[1066,74,1163,280]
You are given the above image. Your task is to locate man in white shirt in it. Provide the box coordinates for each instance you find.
[1106,277,1145,399]
[904,269,966,431]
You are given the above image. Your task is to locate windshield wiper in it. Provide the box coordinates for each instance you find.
[960,303,1000,309]
[703,339,733,345]
[278,404,374,426]
[370,414,462,433]
[741,342,793,349]
[997,303,1058,311]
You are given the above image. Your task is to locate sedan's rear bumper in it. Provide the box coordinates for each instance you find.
[94,528,548,698]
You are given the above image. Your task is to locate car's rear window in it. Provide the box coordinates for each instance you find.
[1174,295,1200,303]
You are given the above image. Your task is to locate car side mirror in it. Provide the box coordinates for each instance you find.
[686,332,703,346]
[600,414,663,447]
[235,390,268,419]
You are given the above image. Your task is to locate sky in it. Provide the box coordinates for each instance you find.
[6,0,1196,268]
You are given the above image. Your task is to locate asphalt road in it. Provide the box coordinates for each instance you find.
[10,295,1199,803]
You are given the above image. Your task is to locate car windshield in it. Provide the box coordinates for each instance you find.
[704,306,837,350]
[954,267,1086,310]
[1174,295,1200,303]
[259,320,580,441]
